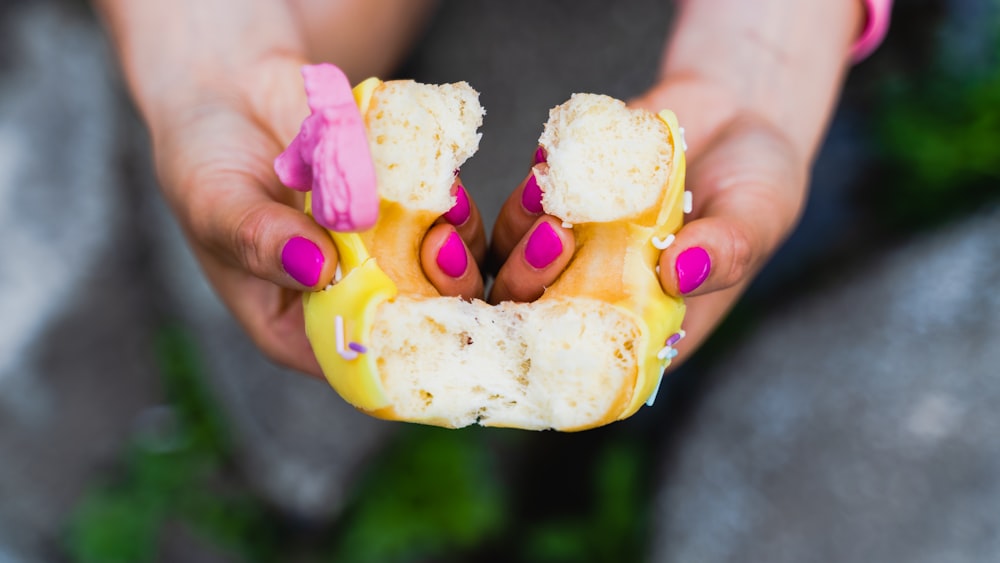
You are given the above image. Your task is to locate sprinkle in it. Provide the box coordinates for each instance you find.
[335,316,359,361]
[561,221,574,229]
[666,331,685,347]
[683,191,693,214]
[655,264,661,275]
[657,345,679,361]
[646,370,665,407]
[334,263,344,283]
[324,284,334,291]
[651,234,675,250]
[679,127,688,152]
[348,342,368,354]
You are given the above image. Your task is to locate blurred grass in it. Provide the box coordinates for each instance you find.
[865,0,1000,231]
[65,327,648,562]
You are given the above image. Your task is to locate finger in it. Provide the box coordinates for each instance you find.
[440,175,487,265]
[184,169,341,292]
[489,216,575,304]
[489,147,548,271]
[658,119,806,297]
[420,223,484,300]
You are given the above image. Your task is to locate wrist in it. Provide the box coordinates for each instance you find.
[658,0,860,162]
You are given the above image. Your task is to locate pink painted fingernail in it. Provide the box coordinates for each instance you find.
[676,247,711,294]
[533,147,547,164]
[521,174,543,214]
[524,222,563,269]
[436,231,468,278]
[281,236,324,286]
[443,184,471,226]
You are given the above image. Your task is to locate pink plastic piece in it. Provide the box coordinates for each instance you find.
[274,64,378,232]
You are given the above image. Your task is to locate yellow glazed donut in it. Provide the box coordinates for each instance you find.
[290,73,687,431]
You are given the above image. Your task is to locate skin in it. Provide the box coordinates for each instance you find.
[95,0,862,377]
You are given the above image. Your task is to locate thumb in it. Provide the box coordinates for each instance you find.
[658,118,807,297]
[188,171,339,291]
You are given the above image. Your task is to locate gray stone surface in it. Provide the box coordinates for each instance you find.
[0,4,160,561]
[0,3,392,561]
[651,205,1000,563]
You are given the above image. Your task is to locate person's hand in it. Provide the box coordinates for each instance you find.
[489,0,862,369]
[98,0,481,376]
[485,88,804,367]
[148,55,486,376]
[628,80,808,367]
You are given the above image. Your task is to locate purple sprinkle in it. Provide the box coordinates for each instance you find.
[348,342,367,354]
[666,332,682,347]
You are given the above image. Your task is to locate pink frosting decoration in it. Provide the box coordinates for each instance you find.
[851,0,894,62]
[274,64,378,232]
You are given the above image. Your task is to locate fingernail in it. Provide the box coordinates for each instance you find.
[533,147,547,164]
[281,236,324,286]
[521,174,543,214]
[524,222,563,269]
[443,184,471,226]
[676,247,711,294]
[436,231,468,278]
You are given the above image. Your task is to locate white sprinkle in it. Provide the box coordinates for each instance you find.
[651,234,675,250]
[646,371,665,407]
[655,264,661,275]
[335,316,359,361]
[657,345,679,361]
[324,284,334,291]
[656,346,671,360]
[334,263,344,283]
[683,191,693,214]
[679,127,688,152]
[561,221,574,229]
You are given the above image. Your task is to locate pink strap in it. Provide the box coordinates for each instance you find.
[851,0,893,62]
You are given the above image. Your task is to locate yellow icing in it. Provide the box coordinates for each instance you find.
[302,80,687,428]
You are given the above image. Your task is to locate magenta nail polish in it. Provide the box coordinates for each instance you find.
[521,175,543,214]
[436,231,468,278]
[676,247,711,294]
[281,236,324,286]
[533,147,547,164]
[524,222,562,269]
[443,185,471,226]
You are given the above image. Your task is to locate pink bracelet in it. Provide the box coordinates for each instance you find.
[851,0,893,62]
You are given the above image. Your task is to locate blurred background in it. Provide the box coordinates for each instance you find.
[1,0,999,561]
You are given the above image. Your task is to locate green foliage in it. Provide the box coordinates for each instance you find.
[523,441,650,563]
[65,327,279,563]
[65,326,654,562]
[872,10,1000,229]
[332,427,507,563]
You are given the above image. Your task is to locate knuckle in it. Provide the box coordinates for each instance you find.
[725,223,755,287]
[232,206,270,274]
